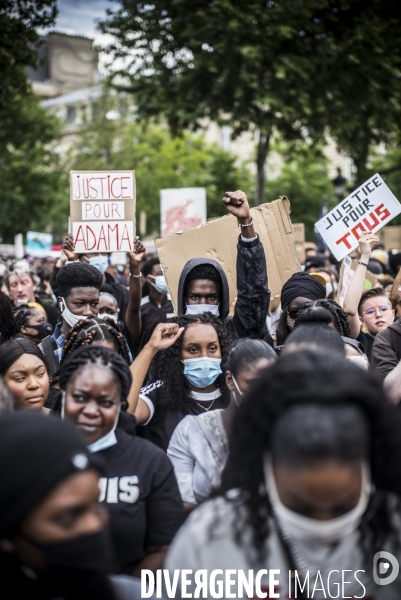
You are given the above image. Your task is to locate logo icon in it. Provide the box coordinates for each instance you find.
[373,551,399,586]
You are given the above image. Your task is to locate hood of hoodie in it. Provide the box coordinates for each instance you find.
[177,258,230,319]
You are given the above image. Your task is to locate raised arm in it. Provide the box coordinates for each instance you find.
[343,233,379,339]
[222,190,270,338]
[127,323,184,422]
[125,237,146,342]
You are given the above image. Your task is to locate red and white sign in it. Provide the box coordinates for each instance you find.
[70,170,136,253]
[160,188,206,238]
[315,174,401,261]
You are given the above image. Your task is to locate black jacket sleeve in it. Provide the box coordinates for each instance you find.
[227,234,270,339]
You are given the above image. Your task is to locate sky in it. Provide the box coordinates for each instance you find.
[40,0,121,72]
[49,0,112,39]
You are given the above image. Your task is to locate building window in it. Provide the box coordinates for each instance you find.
[66,105,76,123]
[221,126,231,151]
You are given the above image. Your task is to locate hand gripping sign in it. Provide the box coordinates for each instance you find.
[315,174,401,261]
[70,170,136,253]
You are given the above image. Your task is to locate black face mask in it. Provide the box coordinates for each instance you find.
[20,529,113,573]
[28,322,53,340]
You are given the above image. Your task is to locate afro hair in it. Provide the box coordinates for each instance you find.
[56,262,103,298]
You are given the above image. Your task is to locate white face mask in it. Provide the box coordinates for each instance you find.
[61,391,120,453]
[326,283,334,297]
[60,297,88,328]
[101,313,118,323]
[264,457,371,545]
[347,355,369,370]
[186,303,220,316]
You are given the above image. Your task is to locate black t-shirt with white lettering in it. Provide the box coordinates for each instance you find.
[139,381,229,451]
[97,428,185,574]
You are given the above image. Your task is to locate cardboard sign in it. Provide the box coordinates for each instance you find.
[292,223,305,263]
[26,231,53,258]
[160,188,206,238]
[383,226,401,251]
[337,256,377,307]
[155,197,300,313]
[70,170,136,253]
[315,174,401,261]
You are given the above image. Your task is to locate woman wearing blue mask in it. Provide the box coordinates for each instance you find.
[59,346,185,577]
[127,313,233,451]
[165,351,401,598]
[167,339,277,512]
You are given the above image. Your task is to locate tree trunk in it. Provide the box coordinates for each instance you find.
[255,130,271,206]
[353,130,370,187]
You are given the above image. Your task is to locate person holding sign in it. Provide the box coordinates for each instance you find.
[176,190,270,340]
[343,233,394,362]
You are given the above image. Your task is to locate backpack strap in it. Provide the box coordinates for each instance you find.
[196,417,228,465]
[41,335,57,376]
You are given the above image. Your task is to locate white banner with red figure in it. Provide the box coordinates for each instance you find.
[315,174,401,261]
[160,188,206,238]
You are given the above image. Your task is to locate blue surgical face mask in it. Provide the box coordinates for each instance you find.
[182,357,222,389]
[186,304,220,316]
[88,255,109,274]
[150,275,168,294]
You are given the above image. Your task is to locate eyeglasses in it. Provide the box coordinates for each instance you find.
[362,305,391,318]
[287,308,300,320]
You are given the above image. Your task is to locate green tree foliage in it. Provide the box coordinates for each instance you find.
[63,90,252,236]
[0,92,65,243]
[99,0,401,202]
[265,144,336,239]
[0,0,57,108]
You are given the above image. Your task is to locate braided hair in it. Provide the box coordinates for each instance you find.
[295,299,352,338]
[11,304,37,331]
[59,346,132,411]
[51,317,131,386]
[151,313,233,411]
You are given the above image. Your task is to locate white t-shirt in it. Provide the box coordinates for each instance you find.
[167,410,228,504]
[166,493,401,599]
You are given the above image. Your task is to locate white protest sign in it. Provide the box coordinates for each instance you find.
[315,174,401,261]
[160,188,206,237]
[70,170,136,253]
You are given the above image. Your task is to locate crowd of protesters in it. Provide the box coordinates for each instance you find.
[2,190,401,598]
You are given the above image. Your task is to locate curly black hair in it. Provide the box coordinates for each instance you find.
[51,317,131,385]
[59,345,132,411]
[151,312,233,411]
[295,298,352,338]
[0,292,17,343]
[56,262,103,298]
[142,256,160,278]
[218,351,401,563]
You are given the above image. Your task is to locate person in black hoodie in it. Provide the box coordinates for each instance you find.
[177,190,270,339]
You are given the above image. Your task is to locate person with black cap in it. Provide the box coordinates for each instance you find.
[0,411,149,599]
[176,190,270,339]
[275,271,326,345]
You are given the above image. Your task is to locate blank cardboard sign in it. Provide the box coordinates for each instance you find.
[155,197,301,314]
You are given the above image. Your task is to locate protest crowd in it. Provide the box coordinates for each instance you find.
[3,188,401,600]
